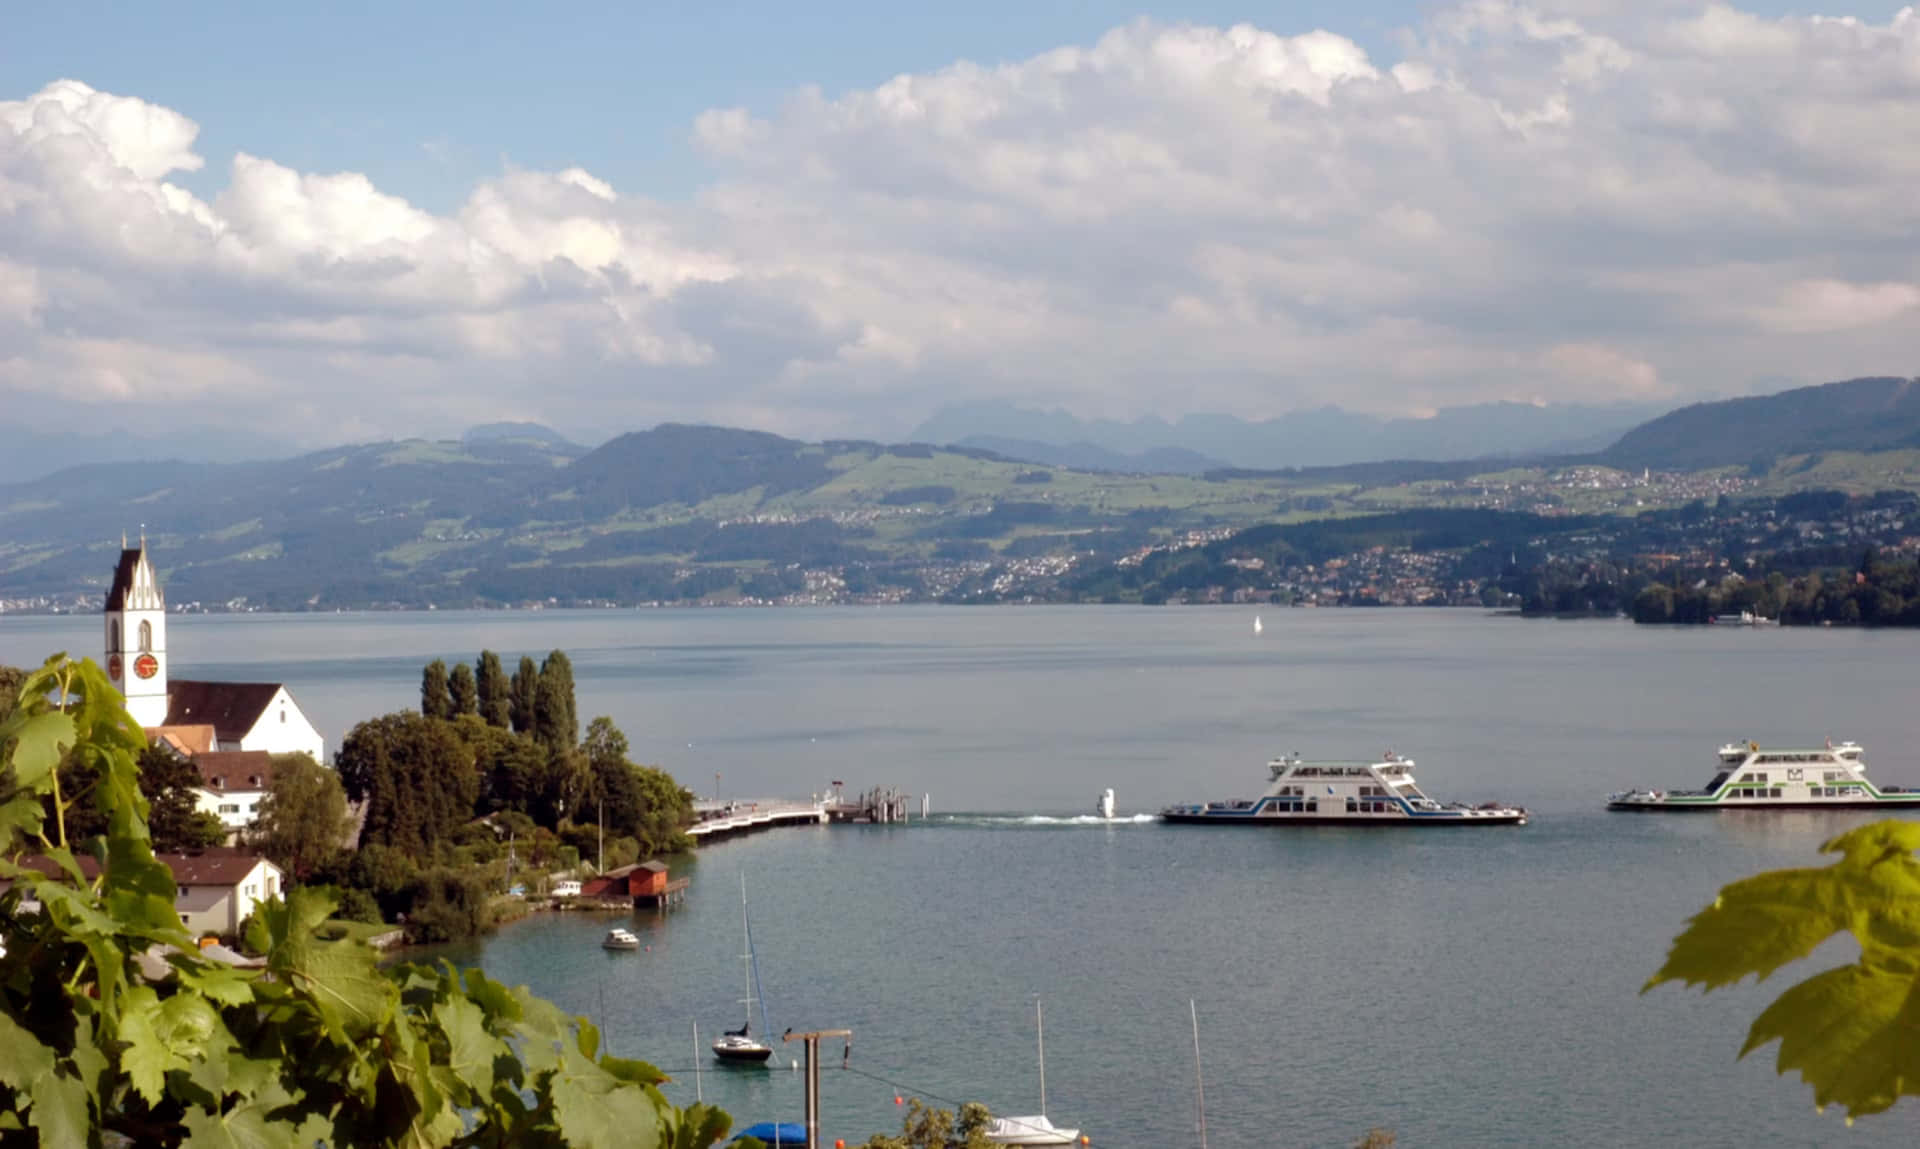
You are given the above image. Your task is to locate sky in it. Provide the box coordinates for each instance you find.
[3,1,1919,447]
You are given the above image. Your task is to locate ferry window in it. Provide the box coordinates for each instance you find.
[1306,801,1317,812]
[1706,772,1730,791]
[1345,799,1358,812]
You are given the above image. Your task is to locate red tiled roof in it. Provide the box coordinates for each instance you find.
[2,849,274,891]
[193,751,274,793]
[164,681,283,741]
[150,724,216,756]
[155,848,276,888]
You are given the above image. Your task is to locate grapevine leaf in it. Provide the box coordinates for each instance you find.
[436,993,504,1098]
[1645,824,1920,993]
[547,1047,664,1149]
[27,1070,91,1148]
[0,1013,55,1089]
[180,1080,307,1149]
[119,985,172,1105]
[599,1054,668,1087]
[6,710,75,789]
[1739,963,1920,1120]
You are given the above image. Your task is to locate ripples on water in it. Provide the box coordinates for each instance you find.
[5,607,1919,1146]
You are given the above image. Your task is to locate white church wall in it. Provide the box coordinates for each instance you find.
[236,687,326,763]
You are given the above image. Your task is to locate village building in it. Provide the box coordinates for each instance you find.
[190,751,277,837]
[104,543,326,766]
[4,848,284,938]
[579,860,688,907]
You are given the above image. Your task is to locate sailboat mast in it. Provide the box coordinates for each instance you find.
[739,874,754,1030]
[1191,999,1208,1149]
[1036,998,1047,1118]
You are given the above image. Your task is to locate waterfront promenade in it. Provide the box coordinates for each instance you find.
[686,798,828,842]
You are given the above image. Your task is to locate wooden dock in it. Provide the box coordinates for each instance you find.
[687,800,829,842]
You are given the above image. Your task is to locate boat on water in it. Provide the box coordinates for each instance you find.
[712,874,775,1064]
[1608,740,1920,811]
[987,1000,1084,1147]
[601,928,641,951]
[1096,788,1116,819]
[1161,752,1527,827]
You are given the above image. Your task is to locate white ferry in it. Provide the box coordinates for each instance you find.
[1161,753,1527,827]
[1609,740,1920,811]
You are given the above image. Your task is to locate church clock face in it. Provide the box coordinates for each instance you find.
[108,654,123,679]
[134,653,159,680]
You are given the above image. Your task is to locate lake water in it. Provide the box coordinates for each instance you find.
[5,606,1918,1147]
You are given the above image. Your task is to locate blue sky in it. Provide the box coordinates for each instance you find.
[9,2,1428,210]
[3,2,1919,443]
[10,0,1864,211]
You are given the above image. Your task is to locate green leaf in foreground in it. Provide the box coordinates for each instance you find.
[1646,819,1920,1122]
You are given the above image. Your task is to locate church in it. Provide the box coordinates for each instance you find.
[104,544,326,765]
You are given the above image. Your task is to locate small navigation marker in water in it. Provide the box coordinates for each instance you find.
[1253,614,1263,636]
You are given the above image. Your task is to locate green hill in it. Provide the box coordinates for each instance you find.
[1602,377,1920,470]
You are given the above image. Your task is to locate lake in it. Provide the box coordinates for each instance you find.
[4,606,1917,1146]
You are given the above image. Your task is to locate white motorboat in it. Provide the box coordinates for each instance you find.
[1096,788,1116,819]
[1162,751,1526,826]
[602,928,641,951]
[1609,740,1920,811]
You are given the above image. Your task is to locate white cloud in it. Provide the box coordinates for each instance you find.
[3,4,1920,445]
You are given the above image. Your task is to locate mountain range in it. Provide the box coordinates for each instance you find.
[910,398,1671,471]
[3,376,1916,610]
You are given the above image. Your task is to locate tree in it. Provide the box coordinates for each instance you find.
[335,711,479,859]
[449,715,549,818]
[860,1100,993,1149]
[1646,820,1920,1123]
[0,653,738,1149]
[0,663,23,725]
[510,655,538,734]
[534,650,577,750]
[252,752,353,882]
[448,661,478,717]
[421,658,452,719]
[135,747,226,852]
[476,650,511,728]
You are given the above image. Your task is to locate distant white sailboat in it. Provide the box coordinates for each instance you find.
[986,999,1082,1146]
[1253,615,1263,636]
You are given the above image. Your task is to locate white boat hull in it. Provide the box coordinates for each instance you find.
[985,1116,1080,1146]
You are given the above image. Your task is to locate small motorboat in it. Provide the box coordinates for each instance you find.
[1096,788,1116,819]
[602,928,641,951]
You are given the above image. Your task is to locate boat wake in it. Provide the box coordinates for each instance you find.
[927,813,1156,828]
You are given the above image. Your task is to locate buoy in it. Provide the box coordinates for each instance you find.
[894,1096,903,1105]
[836,1142,845,1148]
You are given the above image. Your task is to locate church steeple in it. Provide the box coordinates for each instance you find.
[105,540,168,727]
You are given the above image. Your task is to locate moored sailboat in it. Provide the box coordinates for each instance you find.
[986,1000,1084,1147]
[712,874,774,1063]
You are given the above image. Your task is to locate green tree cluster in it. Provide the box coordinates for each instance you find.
[251,751,353,881]
[327,651,693,940]
[860,1100,993,1149]
[0,653,737,1149]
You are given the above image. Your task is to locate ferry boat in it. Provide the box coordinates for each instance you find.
[1608,740,1920,811]
[1161,752,1527,827]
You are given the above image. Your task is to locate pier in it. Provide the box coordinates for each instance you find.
[687,799,829,842]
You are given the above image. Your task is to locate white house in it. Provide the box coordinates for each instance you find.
[104,544,326,763]
[190,751,276,837]
[4,849,284,939]
[162,850,284,937]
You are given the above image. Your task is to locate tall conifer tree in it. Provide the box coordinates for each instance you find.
[477,650,511,728]
[448,661,478,716]
[534,650,577,749]
[421,659,452,719]
[511,655,539,734]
